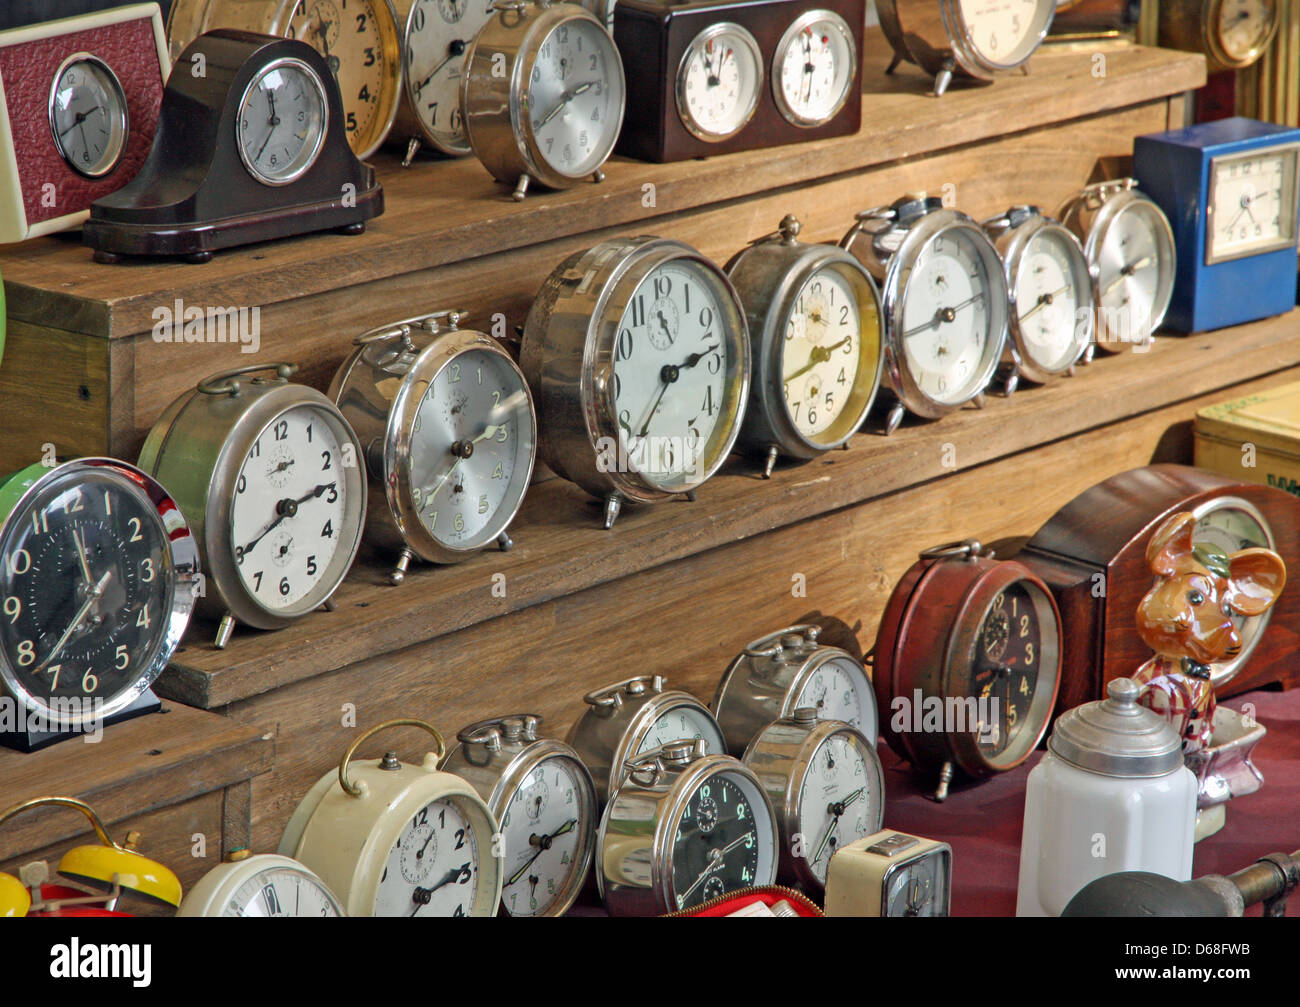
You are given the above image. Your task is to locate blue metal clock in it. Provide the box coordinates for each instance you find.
[1134,116,1300,333]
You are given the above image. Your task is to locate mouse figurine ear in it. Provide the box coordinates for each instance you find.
[1145,512,1198,576]
[1224,548,1287,618]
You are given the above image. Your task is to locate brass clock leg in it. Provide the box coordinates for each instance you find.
[997,364,1019,397]
[402,137,422,168]
[497,530,515,552]
[930,60,954,97]
[513,174,532,201]
[972,392,986,409]
[762,446,778,479]
[214,613,236,650]
[884,402,906,435]
[886,54,902,74]
[1081,344,1095,365]
[321,597,338,612]
[930,761,954,802]
[390,548,414,585]
[592,168,606,184]
[603,492,622,529]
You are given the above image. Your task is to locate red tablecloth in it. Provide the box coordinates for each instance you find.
[880,686,1300,916]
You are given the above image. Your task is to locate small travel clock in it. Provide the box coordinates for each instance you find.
[1134,117,1300,333]
[824,829,952,916]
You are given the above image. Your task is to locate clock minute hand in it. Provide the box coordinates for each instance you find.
[676,849,724,905]
[506,818,578,886]
[1018,285,1068,324]
[37,569,112,673]
[539,81,596,128]
[1102,255,1156,295]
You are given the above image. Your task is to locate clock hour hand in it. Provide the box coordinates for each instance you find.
[506,819,577,885]
[238,483,335,557]
[72,528,94,586]
[38,568,112,672]
[416,40,468,95]
[59,108,92,138]
[630,343,719,441]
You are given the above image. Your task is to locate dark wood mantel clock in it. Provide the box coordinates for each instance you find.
[1010,464,1300,716]
[83,29,382,263]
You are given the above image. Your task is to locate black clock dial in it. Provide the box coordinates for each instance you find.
[669,771,770,910]
[0,468,174,714]
[971,582,1041,757]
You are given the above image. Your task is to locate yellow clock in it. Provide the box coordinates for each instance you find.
[167,0,403,158]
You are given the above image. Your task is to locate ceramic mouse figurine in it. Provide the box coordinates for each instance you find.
[1130,511,1285,754]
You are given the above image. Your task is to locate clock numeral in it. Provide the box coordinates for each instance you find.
[450,362,461,383]
[6,549,31,577]
[492,462,504,480]
[364,47,376,67]
[253,571,263,591]
[629,295,646,329]
[653,275,672,298]
[127,518,143,543]
[61,488,84,513]
[115,644,130,670]
[274,419,289,441]
[279,576,291,597]
[616,328,633,361]
[454,828,466,850]
[355,12,368,31]
[136,605,151,629]
[82,669,98,693]
[322,519,334,538]
[4,596,20,623]
[47,664,61,689]
[140,557,155,583]
[16,639,35,666]
[477,495,489,515]
[321,450,332,471]
[31,511,48,535]
[1025,642,1035,665]
[306,555,318,576]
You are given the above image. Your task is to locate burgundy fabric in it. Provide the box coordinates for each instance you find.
[879,687,1300,916]
[0,15,164,226]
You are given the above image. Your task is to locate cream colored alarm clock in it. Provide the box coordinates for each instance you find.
[278,719,503,917]
[824,829,952,917]
[177,850,345,917]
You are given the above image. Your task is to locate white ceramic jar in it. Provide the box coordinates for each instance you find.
[1016,677,1197,916]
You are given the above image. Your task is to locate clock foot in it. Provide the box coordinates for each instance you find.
[684,489,698,502]
[930,62,954,97]
[184,250,213,264]
[592,168,606,184]
[602,492,622,529]
[886,54,902,75]
[997,365,1018,398]
[336,222,366,236]
[884,402,905,435]
[1065,363,1076,378]
[762,446,778,479]
[1020,63,1030,76]
[321,597,338,612]
[402,137,422,168]
[92,250,121,265]
[930,761,954,803]
[513,174,531,202]
[1080,344,1095,365]
[497,529,514,552]
[972,392,986,410]
[214,613,235,650]
[390,548,414,585]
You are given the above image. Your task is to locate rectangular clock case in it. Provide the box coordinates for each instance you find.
[613,0,864,163]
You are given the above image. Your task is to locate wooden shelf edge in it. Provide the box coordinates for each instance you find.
[158,308,1300,709]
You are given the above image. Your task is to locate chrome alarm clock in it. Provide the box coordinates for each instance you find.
[329,310,537,584]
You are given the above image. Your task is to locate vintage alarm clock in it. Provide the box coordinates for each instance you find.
[1056,178,1176,352]
[612,0,863,163]
[1157,0,1279,72]
[279,719,504,917]
[726,215,883,477]
[1134,118,1300,333]
[329,310,537,584]
[877,0,1056,96]
[177,850,345,916]
[1010,463,1300,711]
[567,675,727,805]
[165,0,403,157]
[980,205,1094,394]
[597,739,778,914]
[389,0,497,162]
[0,4,169,243]
[742,709,884,893]
[442,714,598,916]
[824,829,952,916]
[841,193,1008,434]
[0,457,199,750]
[138,363,366,649]
[461,0,625,200]
[874,539,1062,801]
[712,623,878,756]
[521,236,751,528]
[0,796,182,916]
[83,30,383,263]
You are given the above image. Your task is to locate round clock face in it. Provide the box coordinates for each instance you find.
[773,10,856,127]
[1193,500,1274,682]
[287,0,400,156]
[1013,227,1088,373]
[236,58,329,185]
[796,729,883,885]
[637,701,727,755]
[1094,200,1174,346]
[612,257,743,493]
[225,864,343,917]
[374,796,484,916]
[677,23,763,141]
[49,55,128,178]
[229,404,357,615]
[0,467,176,719]
[957,0,1051,67]
[792,655,877,740]
[407,347,535,551]
[670,769,775,909]
[525,16,624,177]
[1215,0,1277,63]
[402,0,493,153]
[1208,149,1297,262]
[499,756,594,917]
[886,855,947,916]
[898,227,999,406]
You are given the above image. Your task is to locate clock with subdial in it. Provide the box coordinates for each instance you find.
[842,193,1008,434]
[522,236,750,528]
[330,310,537,584]
[1158,0,1279,72]
[598,740,778,915]
[981,205,1094,394]
[771,9,856,127]
[743,710,885,892]
[178,852,345,916]
[728,214,883,476]
[1134,118,1300,333]
[138,363,366,649]
[443,715,598,916]
[677,22,763,141]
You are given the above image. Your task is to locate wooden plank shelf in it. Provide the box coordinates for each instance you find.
[162,309,1300,709]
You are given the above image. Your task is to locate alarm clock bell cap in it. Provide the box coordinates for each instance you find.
[1047,677,1184,777]
[0,871,30,917]
[58,844,183,907]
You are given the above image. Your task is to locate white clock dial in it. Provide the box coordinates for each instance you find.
[408,348,536,550]
[781,267,862,438]
[638,703,726,754]
[678,23,762,140]
[1015,229,1084,371]
[774,11,855,127]
[404,0,493,152]
[898,230,994,405]
[958,0,1049,66]
[499,759,587,917]
[236,59,328,185]
[1208,149,1298,261]
[798,732,881,885]
[50,56,128,178]
[227,866,344,917]
[230,406,349,613]
[793,657,877,742]
[527,17,623,177]
[375,797,481,916]
[1095,204,1169,345]
[1217,0,1276,62]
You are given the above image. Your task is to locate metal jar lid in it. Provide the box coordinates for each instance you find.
[1047,678,1184,778]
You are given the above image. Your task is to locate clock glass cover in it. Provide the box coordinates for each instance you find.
[772,10,856,127]
[49,55,129,178]
[1206,145,1300,264]
[677,22,763,141]
[670,768,775,909]
[236,57,329,185]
